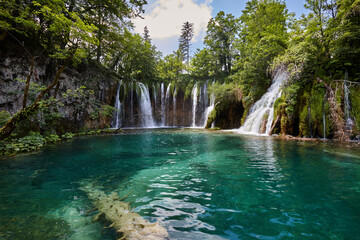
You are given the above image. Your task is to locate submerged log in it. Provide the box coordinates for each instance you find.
[80,182,169,240]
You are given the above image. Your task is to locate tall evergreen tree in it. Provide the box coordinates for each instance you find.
[179,21,194,65]
[144,26,151,42]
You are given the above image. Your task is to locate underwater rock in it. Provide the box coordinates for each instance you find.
[80,182,170,240]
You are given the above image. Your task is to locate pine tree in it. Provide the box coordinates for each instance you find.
[179,21,194,65]
[144,26,150,42]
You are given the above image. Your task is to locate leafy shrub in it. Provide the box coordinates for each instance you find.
[45,134,61,143]
[0,110,11,127]
[61,132,75,139]
[0,132,46,155]
[99,105,116,118]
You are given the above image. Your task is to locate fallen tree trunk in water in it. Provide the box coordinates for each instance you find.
[268,115,280,136]
[80,182,169,240]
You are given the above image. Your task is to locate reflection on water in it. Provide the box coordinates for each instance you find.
[0,129,359,240]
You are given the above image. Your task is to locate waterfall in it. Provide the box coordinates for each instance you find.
[165,83,171,126]
[130,81,134,125]
[161,83,165,126]
[344,79,354,131]
[173,87,177,126]
[192,83,198,127]
[323,93,327,139]
[308,105,313,138]
[239,69,288,135]
[153,83,157,113]
[323,107,326,139]
[112,81,123,129]
[138,82,156,128]
[203,82,215,127]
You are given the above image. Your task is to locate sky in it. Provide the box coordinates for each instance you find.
[132,0,308,56]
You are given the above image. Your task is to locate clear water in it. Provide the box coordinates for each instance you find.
[0,129,360,240]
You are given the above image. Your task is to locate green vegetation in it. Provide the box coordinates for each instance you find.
[1,0,359,143]
[0,129,121,156]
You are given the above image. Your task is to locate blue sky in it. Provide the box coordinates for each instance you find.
[133,0,308,56]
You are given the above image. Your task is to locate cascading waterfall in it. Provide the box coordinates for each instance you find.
[173,87,177,126]
[112,81,123,129]
[239,69,288,135]
[192,83,198,127]
[130,81,134,125]
[165,83,171,126]
[308,104,313,138]
[110,81,215,129]
[153,83,157,113]
[323,108,326,139]
[203,82,215,127]
[344,79,354,130]
[138,82,156,127]
[161,83,165,126]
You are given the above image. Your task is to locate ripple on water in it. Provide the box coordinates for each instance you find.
[1,131,360,240]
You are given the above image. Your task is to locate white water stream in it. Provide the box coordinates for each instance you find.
[238,69,289,135]
[138,82,156,127]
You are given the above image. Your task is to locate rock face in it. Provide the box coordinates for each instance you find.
[0,40,117,134]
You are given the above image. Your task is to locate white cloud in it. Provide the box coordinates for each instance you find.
[133,0,213,42]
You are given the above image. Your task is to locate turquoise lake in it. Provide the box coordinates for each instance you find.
[0,129,359,239]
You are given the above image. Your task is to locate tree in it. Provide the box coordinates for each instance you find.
[77,0,147,63]
[144,26,151,42]
[179,21,194,66]
[157,50,185,82]
[0,0,98,140]
[190,48,217,81]
[232,0,290,102]
[113,30,160,83]
[204,11,238,76]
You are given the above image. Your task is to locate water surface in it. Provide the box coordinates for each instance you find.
[0,129,359,239]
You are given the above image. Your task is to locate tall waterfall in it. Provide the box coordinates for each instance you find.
[138,82,156,127]
[239,69,288,135]
[161,83,165,126]
[165,83,171,125]
[344,79,354,130]
[173,87,177,126]
[130,81,134,125]
[323,108,326,139]
[192,83,198,127]
[203,82,215,127]
[111,81,214,128]
[112,81,123,129]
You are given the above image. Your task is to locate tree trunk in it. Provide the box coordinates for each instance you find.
[0,30,8,40]
[268,115,280,136]
[22,56,34,108]
[0,55,73,140]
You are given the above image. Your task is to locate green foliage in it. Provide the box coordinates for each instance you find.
[0,132,45,155]
[16,78,47,101]
[0,110,11,128]
[208,82,241,104]
[350,87,360,129]
[204,11,238,76]
[232,0,290,103]
[157,50,185,83]
[93,104,116,119]
[61,132,75,139]
[45,134,60,143]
